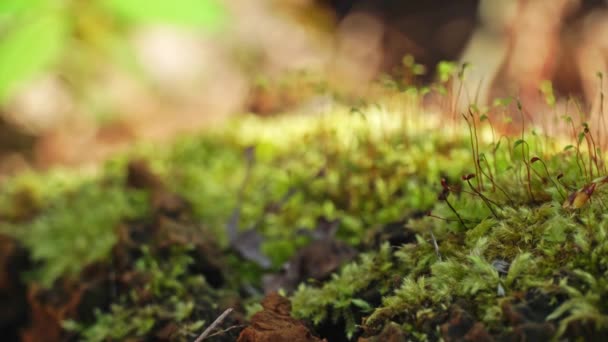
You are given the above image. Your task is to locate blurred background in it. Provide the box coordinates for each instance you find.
[1,0,608,175]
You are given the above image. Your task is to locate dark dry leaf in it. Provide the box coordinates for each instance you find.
[237,293,326,342]
[263,239,356,294]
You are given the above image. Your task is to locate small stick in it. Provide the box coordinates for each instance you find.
[203,325,246,340]
[194,308,234,342]
[430,230,442,261]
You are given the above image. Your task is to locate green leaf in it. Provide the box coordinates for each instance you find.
[436,61,456,83]
[513,139,525,149]
[351,298,372,312]
[61,319,83,333]
[493,97,513,107]
[0,12,68,103]
[505,252,532,286]
[544,223,566,243]
[402,54,415,67]
[412,64,426,76]
[102,0,226,29]
[578,132,585,144]
[494,140,501,151]
[0,0,47,16]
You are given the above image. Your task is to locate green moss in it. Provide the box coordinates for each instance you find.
[63,246,217,342]
[285,111,608,340]
[291,243,394,339]
[3,102,608,340]
[2,176,150,287]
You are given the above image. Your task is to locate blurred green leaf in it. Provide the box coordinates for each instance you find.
[539,80,556,107]
[351,298,372,312]
[493,97,513,107]
[0,0,47,16]
[412,64,426,76]
[402,54,414,67]
[103,0,226,29]
[436,60,456,83]
[513,139,524,149]
[0,12,68,103]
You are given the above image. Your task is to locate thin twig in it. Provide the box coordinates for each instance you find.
[430,230,442,261]
[194,308,234,342]
[203,324,247,340]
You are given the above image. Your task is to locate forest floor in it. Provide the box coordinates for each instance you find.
[2,92,608,341]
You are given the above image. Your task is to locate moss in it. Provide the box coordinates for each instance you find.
[63,246,223,342]
[284,111,608,340]
[1,176,150,287]
[3,101,608,340]
[291,243,395,339]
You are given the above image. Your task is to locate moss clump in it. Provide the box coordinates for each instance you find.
[291,243,395,339]
[63,246,231,342]
[2,103,608,340]
[290,112,608,340]
[2,177,150,287]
